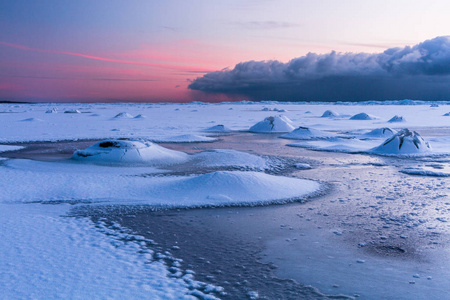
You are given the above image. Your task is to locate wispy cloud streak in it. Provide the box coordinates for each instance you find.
[0,41,214,73]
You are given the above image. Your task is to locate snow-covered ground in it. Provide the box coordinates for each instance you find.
[0,101,449,299]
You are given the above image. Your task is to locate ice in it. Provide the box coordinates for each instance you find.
[192,149,268,170]
[400,168,450,177]
[358,128,397,139]
[444,112,450,116]
[0,145,24,153]
[64,109,81,114]
[113,112,134,119]
[72,140,189,165]
[249,115,295,133]
[388,115,406,123]
[280,126,335,140]
[203,124,233,132]
[321,110,340,117]
[349,112,378,120]
[45,108,58,113]
[151,134,218,143]
[370,129,432,155]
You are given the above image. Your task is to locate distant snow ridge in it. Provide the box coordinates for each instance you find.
[280,127,334,140]
[113,112,134,119]
[350,112,378,120]
[321,110,340,117]
[204,124,232,132]
[371,129,432,155]
[360,128,397,139]
[72,140,189,165]
[388,115,406,123]
[249,115,295,133]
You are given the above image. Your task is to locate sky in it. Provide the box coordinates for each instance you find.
[0,0,449,103]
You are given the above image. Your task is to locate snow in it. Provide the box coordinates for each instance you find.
[321,110,340,117]
[0,145,24,153]
[151,134,218,143]
[0,159,319,206]
[370,129,432,155]
[72,140,189,165]
[0,101,450,298]
[388,115,406,123]
[349,112,379,120]
[280,126,335,140]
[0,203,198,300]
[249,115,295,133]
[203,124,233,132]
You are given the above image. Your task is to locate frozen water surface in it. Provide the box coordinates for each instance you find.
[0,101,449,299]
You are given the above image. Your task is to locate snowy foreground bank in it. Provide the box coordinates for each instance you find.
[0,101,449,299]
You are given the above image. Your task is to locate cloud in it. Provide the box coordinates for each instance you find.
[231,21,300,30]
[189,36,450,101]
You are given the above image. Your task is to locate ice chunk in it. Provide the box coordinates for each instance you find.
[321,110,340,117]
[388,115,406,123]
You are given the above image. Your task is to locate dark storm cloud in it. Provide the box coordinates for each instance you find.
[188,36,450,101]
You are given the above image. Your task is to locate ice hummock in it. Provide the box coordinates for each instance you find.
[64,109,81,114]
[249,115,295,133]
[280,127,334,140]
[151,134,218,143]
[349,112,378,120]
[321,110,340,118]
[388,115,406,123]
[371,129,432,155]
[203,124,233,132]
[113,112,134,119]
[72,140,189,165]
[359,128,397,139]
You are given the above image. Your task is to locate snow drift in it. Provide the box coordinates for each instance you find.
[280,127,334,140]
[249,115,295,133]
[72,140,189,165]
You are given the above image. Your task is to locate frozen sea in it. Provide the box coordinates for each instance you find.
[0,101,449,299]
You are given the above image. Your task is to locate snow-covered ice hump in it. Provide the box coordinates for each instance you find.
[360,128,397,139]
[388,115,406,123]
[349,112,378,120]
[149,171,321,206]
[249,115,295,133]
[280,127,334,140]
[321,110,340,117]
[203,124,232,132]
[371,129,432,155]
[72,140,189,165]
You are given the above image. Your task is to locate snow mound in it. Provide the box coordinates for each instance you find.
[21,118,43,122]
[388,115,406,123]
[371,129,432,155]
[64,109,81,114]
[134,114,146,119]
[443,112,450,116]
[192,149,268,170]
[203,124,233,132]
[151,134,218,143]
[280,127,334,140]
[249,115,295,133]
[350,113,378,120]
[72,140,189,165]
[294,163,312,170]
[321,110,340,117]
[360,128,397,139]
[45,108,58,114]
[151,171,320,206]
[113,112,133,119]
